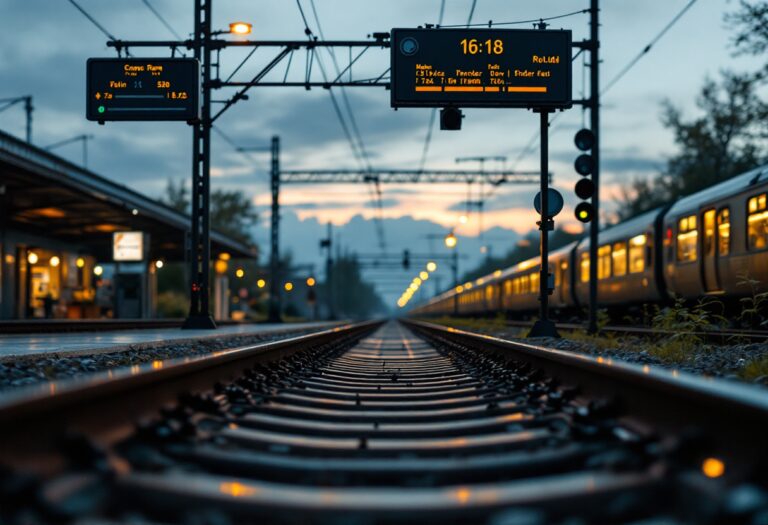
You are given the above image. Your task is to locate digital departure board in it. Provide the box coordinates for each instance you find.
[86,58,200,121]
[391,29,572,109]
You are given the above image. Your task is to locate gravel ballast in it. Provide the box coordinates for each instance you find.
[0,327,327,391]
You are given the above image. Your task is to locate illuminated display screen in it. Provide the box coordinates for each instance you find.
[113,231,146,261]
[86,58,200,121]
[391,28,572,108]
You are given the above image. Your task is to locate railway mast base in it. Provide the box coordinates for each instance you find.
[182,314,217,330]
[528,318,560,338]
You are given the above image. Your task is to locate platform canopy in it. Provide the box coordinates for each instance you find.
[0,130,256,262]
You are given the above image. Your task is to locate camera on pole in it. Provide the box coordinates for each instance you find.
[573,128,595,223]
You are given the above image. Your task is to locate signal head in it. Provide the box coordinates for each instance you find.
[574,128,595,151]
[440,107,463,130]
[575,178,595,200]
[575,202,594,223]
[574,154,594,176]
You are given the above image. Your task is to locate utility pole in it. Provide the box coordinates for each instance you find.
[0,95,33,143]
[587,0,600,334]
[44,134,93,168]
[321,223,336,320]
[183,0,215,329]
[267,135,282,322]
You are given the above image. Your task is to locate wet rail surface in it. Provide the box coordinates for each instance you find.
[3,321,767,524]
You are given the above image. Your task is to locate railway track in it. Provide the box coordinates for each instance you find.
[1,320,767,524]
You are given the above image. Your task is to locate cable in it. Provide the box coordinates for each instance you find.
[466,0,478,27]
[602,0,699,95]
[212,126,270,174]
[417,0,446,173]
[141,0,183,40]
[68,0,118,42]
[438,8,589,28]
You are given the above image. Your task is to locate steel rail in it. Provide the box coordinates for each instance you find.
[0,320,382,473]
[403,319,768,472]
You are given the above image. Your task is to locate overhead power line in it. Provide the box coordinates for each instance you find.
[67,0,125,49]
[438,8,589,28]
[601,0,699,95]
[141,0,184,40]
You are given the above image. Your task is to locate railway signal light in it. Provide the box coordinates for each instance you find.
[573,128,596,223]
[440,107,463,130]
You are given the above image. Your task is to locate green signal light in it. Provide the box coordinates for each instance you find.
[98,106,105,113]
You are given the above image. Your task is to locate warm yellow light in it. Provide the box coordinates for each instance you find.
[219,252,231,261]
[426,261,437,272]
[464,282,473,289]
[27,251,39,265]
[455,285,464,293]
[284,282,293,291]
[445,232,457,248]
[420,271,429,280]
[76,257,85,268]
[579,210,588,219]
[257,278,266,288]
[49,256,60,267]
[413,277,422,286]
[235,267,245,278]
[459,214,468,224]
[494,269,502,277]
[306,277,316,287]
[215,259,228,274]
[702,457,725,478]
[155,260,164,269]
[409,283,418,292]
[93,265,103,276]
[631,234,647,246]
[229,22,252,35]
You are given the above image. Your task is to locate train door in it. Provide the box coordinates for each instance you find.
[701,208,720,292]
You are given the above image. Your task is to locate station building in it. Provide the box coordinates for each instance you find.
[0,130,256,320]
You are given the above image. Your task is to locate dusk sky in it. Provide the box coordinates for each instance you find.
[0,0,758,305]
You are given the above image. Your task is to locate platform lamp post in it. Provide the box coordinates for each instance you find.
[444,231,459,316]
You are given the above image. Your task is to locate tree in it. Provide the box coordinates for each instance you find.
[319,253,385,319]
[726,1,768,75]
[160,178,258,245]
[617,71,767,220]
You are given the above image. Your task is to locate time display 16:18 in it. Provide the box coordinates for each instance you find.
[460,38,504,55]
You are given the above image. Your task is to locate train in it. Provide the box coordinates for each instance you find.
[411,165,768,317]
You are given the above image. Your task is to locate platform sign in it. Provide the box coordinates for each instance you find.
[86,58,200,121]
[113,231,146,262]
[391,28,571,108]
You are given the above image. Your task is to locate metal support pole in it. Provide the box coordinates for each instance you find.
[24,97,32,144]
[183,0,216,329]
[587,0,600,334]
[452,249,458,316]
[267,135,282,323]
[529,110,560,338]
[325,222,336,320]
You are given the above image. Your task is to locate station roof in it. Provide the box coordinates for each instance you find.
[0,130,257,262]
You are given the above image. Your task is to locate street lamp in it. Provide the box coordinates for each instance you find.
[229,22,252,35]
[444,232,457,249]
[426,261,437,272]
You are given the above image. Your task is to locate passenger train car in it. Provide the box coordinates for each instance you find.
[412,166,768,317]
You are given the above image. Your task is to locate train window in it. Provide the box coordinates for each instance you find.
[703,209,716,256]
[676,215,698,262]
[520,275,529,294]
[597,245,611,279]
[580,253,590,283]
[529,272,539,293]
[748,194,768,251]
[629,234,646,273]
[717,208,730,255]
[503,280,512,297]
[485,285,493,302]
[612,242,627,277]
[512,278,520,295]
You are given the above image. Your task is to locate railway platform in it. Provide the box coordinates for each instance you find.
[0,321,340,360]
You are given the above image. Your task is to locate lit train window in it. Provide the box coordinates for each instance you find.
[629,234,647,273]
[703,209,716,256]
[504,280,512,296]
[612,242,627,276]
[580,253,590,283]
[529,272,539,293]
[485,285,493,302]
[598,245,611,279]
[717,208,730,255]
[676,216,698,262]
[520,275,530,294]
[512,278,520,295]
[748,194,768,251]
